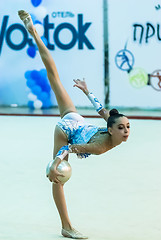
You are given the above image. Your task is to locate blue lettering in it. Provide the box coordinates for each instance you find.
[78,14,94,49]
[157,24,161,40]
[0,15,34,54]
[54,23,77,50]
[51,12,57,18]
[6,24,28,50]
[133,24,144,44]
[0,16,8,54]
[133,22,161,44]
[146,23,155,43]
[51,11,75,18]
[44,14,94,50]
[0,13,94,54]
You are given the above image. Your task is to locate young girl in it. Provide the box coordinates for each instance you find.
[18,10,130,239]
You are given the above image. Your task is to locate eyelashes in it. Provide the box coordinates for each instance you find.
[118,126,130,130]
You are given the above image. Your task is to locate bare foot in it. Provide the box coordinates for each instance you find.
[18,10,35,35]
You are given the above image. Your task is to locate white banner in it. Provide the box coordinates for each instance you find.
[0,0,104,108]
[108,0,161,108]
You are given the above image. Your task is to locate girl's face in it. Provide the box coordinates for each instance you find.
[109,116,130,142]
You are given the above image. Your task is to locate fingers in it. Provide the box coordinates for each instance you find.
[73,79,83,89]
[73,79,78,86]
[47,172,65,184]
[48,176,60,184]
[53,178,60,184]
[73,79,82,83]
[58,173,65,177]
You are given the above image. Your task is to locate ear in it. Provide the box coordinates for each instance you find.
[108,127,112,136]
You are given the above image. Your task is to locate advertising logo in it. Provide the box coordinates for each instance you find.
[0,13,95,55]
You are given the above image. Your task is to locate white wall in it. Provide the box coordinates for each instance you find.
[108,0,161,109]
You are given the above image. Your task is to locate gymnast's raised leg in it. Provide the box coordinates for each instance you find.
[18,10,87,239]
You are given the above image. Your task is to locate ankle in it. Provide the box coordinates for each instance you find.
[62,223,72,231]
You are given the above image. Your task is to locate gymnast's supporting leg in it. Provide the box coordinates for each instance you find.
[18,11,88,238]
[52,126,73,231]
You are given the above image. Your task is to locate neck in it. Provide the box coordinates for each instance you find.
[108,135,122,148]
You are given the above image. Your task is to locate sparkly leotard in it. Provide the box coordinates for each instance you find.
[57,112,98,144]
[57,112,107,158]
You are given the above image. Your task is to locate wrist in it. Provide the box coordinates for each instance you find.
[56,145,70,160]
[52,158,61,168]
[70,145,74,153]
[84,89,89,95]
[70,145,79,154]
[87,92,103,112]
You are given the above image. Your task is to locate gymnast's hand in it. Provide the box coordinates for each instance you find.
[46,161,65,184]
[73,78,89,95]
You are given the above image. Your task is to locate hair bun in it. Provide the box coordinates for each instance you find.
[109,108,119,116]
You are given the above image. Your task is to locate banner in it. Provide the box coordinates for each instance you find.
[108,0,161,109]
[0,0,104,108]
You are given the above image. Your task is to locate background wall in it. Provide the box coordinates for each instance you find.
[1,0,161,110]
[108,0,161,109]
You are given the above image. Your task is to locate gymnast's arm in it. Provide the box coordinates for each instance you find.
[70,142,108,155]
[73,79,109,122]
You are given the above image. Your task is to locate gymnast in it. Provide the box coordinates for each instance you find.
[18,10,130,239]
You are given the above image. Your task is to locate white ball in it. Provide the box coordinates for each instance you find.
[33,99,43,109]
[46,160,72,184]
[57,160,72,184]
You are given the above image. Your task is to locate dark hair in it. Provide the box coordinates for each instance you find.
[107,108,125,128]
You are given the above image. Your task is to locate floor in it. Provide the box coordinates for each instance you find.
[0,114,161,240]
